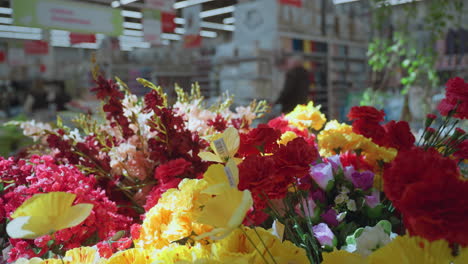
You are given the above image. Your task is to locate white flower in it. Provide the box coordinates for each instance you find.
[347,199,357,211]
[344,225,393,257]
[234,106,256,126]
[19,120,52,141]
[334,193,348,204]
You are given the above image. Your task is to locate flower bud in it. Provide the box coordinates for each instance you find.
[424,127,436,141]
[425,113,437,127]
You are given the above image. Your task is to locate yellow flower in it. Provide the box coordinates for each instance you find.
[196,188,253,240]
[151,243,210,263]
[198,127,241,163]
[212,227,309,264]
[106,248,152,264]
[135,179,213,251]
[7,192,93,239]
[367,236,454,264]
[322,250,367,264]
[285,102,327,131]
[278,131,298,145]
[63,247,101,263]
[13,258,45,264]
[454,247,468,264]
[203,159,239,195]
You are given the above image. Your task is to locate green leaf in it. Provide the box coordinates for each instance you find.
[377,220,392,235]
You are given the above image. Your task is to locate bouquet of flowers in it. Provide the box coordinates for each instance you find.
[0,72,466,264]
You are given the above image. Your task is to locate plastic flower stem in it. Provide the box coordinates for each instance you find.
[427,115,451,149]
[239,226,271,264]
[252,227,278,264]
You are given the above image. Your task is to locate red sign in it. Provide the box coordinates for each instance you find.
[184,35,202,48]
[24,40,49,55]
[0,51,5,63]
[161,12,176,33]
[279,0,302,7]
[70,33,96,45]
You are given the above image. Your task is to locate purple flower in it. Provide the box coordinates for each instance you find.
[365,190,380,208]
[313,223,335,247]
[295,197,316,218]
[310,163,334,190]
[351,171,374,190]
[343,166,355,181]
[326,155,342,171]
[321,208,339,227]
[311,188,326,204]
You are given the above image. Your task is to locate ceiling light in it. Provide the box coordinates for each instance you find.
[200,30,217,38]
[0,17,13,24]
[200,6,235,18]
[223,17,235,24]
[0,8,12,15]
[0,31,42,40]
[111,1,121,8]
[0,25,42,34]
[174,0,214,9]
[123,29,144,37]
[201,22,234,31]
[161,33,181,40]
[121,10,142,18]
[123,22,143,30]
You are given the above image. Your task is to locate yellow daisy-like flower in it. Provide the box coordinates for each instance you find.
[367,236,454,264]
[135,179,213,251]
[106,248,152,264]
[322,250,366,264]
[63,247,101,263]
[151,243,211,263]
[285,101,327,131]
[7,192,93,239]
[13,258,45,264]
[278,131,298,145]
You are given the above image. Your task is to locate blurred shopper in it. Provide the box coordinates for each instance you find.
[275,55,310,113]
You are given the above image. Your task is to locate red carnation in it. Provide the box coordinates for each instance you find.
[383,121,415,150]
[454,139,468,160]
[238,124,281,156]
[383,147,468,245]
[340,151,374,172]
[347,106,385,122]
[274,137,319,178]
[267,115,308,137]
[437,77,468,119]
[207,114,228,132]
[352,119,387,146]
[154,158,192,184]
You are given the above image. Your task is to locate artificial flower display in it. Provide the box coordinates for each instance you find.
[1,75,467,264]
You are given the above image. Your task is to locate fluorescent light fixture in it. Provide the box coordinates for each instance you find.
[120,0,139,4]
[123,22,143,30]
[111,1,121,8]
[333,0,359,3]
[174,0,214,9]
[200,6,235,18]
[161,33,181,40]
[119,35,144,42]
[0,25,42,34]
[0,17,13,24]
[200,30,217,38]
[201,22,234,31]
[123,29,144,37]
[0,8,12,15]
[223,17,235,24]
[50,29,70,36]
[175,18,234,31]
[0,31,42,40]
[333,0,418,4]
[121,10,142,18]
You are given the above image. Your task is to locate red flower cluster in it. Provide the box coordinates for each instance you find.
[238,137,319,220]
[238,124,282,156]
[0,156,132,262]
[207,114,228,132]
[348,106,415,150]
[438,77,468,119]
[92,75,134,139]
[383,147,468,246]
[267,115,308,138]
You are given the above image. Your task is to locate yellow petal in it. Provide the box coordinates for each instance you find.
[64,247,98,263]
[106,248,152,264]
[58,203,94,230]
[322,250,367,264]
[222,127,240,157]
[196,189,252,240]
[198,152,223,163]
[12,192,76,218]
[203,164,228,187]
[7,216,56,239]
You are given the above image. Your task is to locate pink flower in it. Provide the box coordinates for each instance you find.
[321,208,339,227]
[313,223,336,247]
[365,190,381,208]
[351,171,374,190]
[310,163,334,190]
[294,197,316,218]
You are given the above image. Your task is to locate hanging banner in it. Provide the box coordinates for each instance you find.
[12,0,124,36]
[234,0,277,46]
[24,40,49,55]
[70,33,96,45]
[279,0,303,7]
[183,4,202,48]
[143,9,162,45]
[145,0,175,13]
[161,12,176,33]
